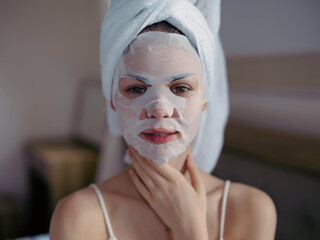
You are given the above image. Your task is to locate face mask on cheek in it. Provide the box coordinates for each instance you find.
[113,32,207,165]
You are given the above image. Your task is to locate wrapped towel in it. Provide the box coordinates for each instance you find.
[99,0,229,174]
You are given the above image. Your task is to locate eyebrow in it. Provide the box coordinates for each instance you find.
[125,74,149,83]
[168,73,194,82]
[124,73,194,83]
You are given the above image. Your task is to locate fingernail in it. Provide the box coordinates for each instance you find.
[127,149,131,156]
[129,169,134,176]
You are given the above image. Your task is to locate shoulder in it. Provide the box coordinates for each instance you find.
[49,170,135,240]
[49,185,107,240]
[199,172,277,240]
[227,182,277,240]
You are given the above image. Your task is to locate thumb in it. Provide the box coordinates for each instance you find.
[186,155,205,195]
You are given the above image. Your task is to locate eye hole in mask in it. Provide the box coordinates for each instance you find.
[118,74,199,99]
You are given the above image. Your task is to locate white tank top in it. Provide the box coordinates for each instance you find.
[90,180,231,240]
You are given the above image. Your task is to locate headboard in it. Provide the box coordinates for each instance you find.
[224,53,320,176]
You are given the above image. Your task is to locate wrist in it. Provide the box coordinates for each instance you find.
[174,233,208,240]
[173,224,208,240]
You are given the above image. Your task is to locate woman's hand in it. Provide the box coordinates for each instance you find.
[128,146,208,240]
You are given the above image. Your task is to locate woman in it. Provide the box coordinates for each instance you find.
[50,1,276,239]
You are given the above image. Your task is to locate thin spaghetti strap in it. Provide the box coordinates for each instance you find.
[90,184,118,240]
[219,180,231,240]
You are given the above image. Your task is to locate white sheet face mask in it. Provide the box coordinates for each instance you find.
[112,32,207,165]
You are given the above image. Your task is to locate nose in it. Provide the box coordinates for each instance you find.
[139,106,180,120]
[139,99,179,120]
[149,108,170,119]
[139,107,170,120]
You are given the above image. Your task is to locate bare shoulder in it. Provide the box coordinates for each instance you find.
[227,182,277,240]
[199,171,277,240]
[50,170,135,240]
[49,186,106,240]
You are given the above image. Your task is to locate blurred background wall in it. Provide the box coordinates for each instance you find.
[0,0,107,204]
[220,0,320,140]
[221,0,320,55]
[217,1,320,239]
[0,0,319,238]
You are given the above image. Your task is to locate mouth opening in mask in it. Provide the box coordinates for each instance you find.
[139,128,181,145]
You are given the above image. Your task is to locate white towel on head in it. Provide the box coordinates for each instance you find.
[187,0,221,34]
[99,0,229,174]
[101,0,216,102]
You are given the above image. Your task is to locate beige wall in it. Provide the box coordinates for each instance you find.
[220,0,320,56]
[0,0,106,203]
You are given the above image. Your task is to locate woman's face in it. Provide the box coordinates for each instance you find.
[112,32,207,165]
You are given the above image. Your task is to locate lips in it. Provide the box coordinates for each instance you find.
[139,128,180,144]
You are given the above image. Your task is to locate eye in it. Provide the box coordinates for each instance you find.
[171,85,191,95]
[126,86,146,95]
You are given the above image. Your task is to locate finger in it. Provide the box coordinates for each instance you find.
[186,155,205,195]
[147,155,184,182]
[129,169,151,202]
[128,149,158,189]
[129,147,168,187]
[128,146,154,173]
[129,146,179,182]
